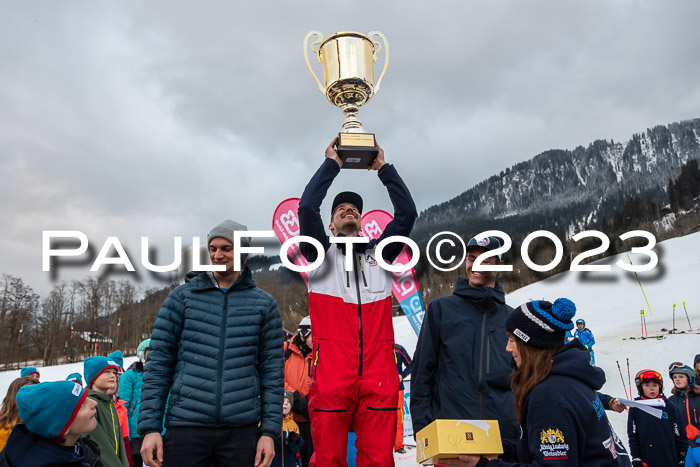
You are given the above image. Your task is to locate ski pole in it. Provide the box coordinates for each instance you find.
[640,309,648,338]
[673,303,676,333]
[683,301,693,330]
[627,358,631,397]
[628,254,653,316]
[617,361,629,399]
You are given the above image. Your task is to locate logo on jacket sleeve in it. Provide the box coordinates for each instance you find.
[540,428,565,444]
[365,254,378,267]
[539,428,569,460]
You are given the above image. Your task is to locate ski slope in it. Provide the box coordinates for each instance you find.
[392,232,700,465]
[1,233,698,466]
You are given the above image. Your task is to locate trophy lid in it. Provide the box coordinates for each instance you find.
[320,31,375,50]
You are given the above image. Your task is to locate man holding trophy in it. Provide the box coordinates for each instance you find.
[299,29,417,467]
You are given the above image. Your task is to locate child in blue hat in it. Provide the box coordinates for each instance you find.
[84,356,129,467]
[0,381,101,466]
[66,373,84,386]
[19,367,40,381]
[108,351,124,372]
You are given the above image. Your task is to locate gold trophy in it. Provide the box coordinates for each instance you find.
[304,30,389,169]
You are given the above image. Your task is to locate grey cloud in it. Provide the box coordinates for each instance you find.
[1,0,699,293]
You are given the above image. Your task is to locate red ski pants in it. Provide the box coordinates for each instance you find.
[394,390,405,451]
[309,339,399,466]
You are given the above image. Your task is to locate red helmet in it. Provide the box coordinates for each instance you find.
[635,369,663,396]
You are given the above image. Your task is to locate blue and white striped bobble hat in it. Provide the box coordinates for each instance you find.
[506,298,576,349]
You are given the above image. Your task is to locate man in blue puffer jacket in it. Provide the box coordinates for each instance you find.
[137,219,284,467]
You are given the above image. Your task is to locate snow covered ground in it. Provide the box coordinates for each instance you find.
[392,232,700,465]
[2,232,698,466]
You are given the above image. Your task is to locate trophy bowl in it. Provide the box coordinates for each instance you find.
[304,30,389,169]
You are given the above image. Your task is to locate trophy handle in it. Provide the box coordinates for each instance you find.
[368,30,389,94]
[303,30,325,95]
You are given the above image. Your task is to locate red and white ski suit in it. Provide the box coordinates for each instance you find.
[298,158,417,466]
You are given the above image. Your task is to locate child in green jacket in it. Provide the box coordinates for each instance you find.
[85,355,129,467]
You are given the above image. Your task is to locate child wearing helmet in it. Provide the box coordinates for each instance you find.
[668,362,700,448]
[573,319,596,365]
[627,369,687,466]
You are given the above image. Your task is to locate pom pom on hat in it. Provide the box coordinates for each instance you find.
[552,298,576,322]
[506,298,577,349]
[16,381,87,440]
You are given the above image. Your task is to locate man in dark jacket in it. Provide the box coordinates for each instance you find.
[138,220,284,467]
[410,235,518,451]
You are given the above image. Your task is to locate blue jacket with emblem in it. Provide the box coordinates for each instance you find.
[627,394,687,466]
[137,268,284,439]
[480,340,631,466]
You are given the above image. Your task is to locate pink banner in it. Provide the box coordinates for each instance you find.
[272,198,308,286]
[361,210,425,335]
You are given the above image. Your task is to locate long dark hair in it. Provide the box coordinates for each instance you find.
[0,377,39,428]
[509,333,560,423]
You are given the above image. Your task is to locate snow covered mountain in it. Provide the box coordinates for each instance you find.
[414,118,700,240]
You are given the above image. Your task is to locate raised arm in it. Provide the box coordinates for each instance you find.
[298,139,342,261]
[372,143,417,264]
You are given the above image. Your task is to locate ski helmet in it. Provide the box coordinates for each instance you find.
[635,369,663,396]
[668,362,695,386]
[298,316,311,339]
[137,338,151,361]
[575,319,585,327]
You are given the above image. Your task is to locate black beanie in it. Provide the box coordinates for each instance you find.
[506,298,576,349]
[331,191,363,216]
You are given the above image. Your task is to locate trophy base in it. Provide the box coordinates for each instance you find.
[337,132,378,169]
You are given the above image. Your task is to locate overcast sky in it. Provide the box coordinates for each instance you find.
[2,1,699,295]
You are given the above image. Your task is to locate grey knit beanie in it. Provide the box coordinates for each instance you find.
[207,220,250,264]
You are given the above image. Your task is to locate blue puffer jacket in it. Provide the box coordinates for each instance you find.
[137,268,284,439]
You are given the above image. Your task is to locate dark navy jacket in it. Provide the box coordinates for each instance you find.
[627,395,687,466]
[394,343,412,391]
[410,279,517,442]
[482,341,631,466]
[137,267,284,439]
[669,388,700,441]
[0,424,102,467]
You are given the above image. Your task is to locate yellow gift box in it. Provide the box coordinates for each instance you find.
[415,419,503,465]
